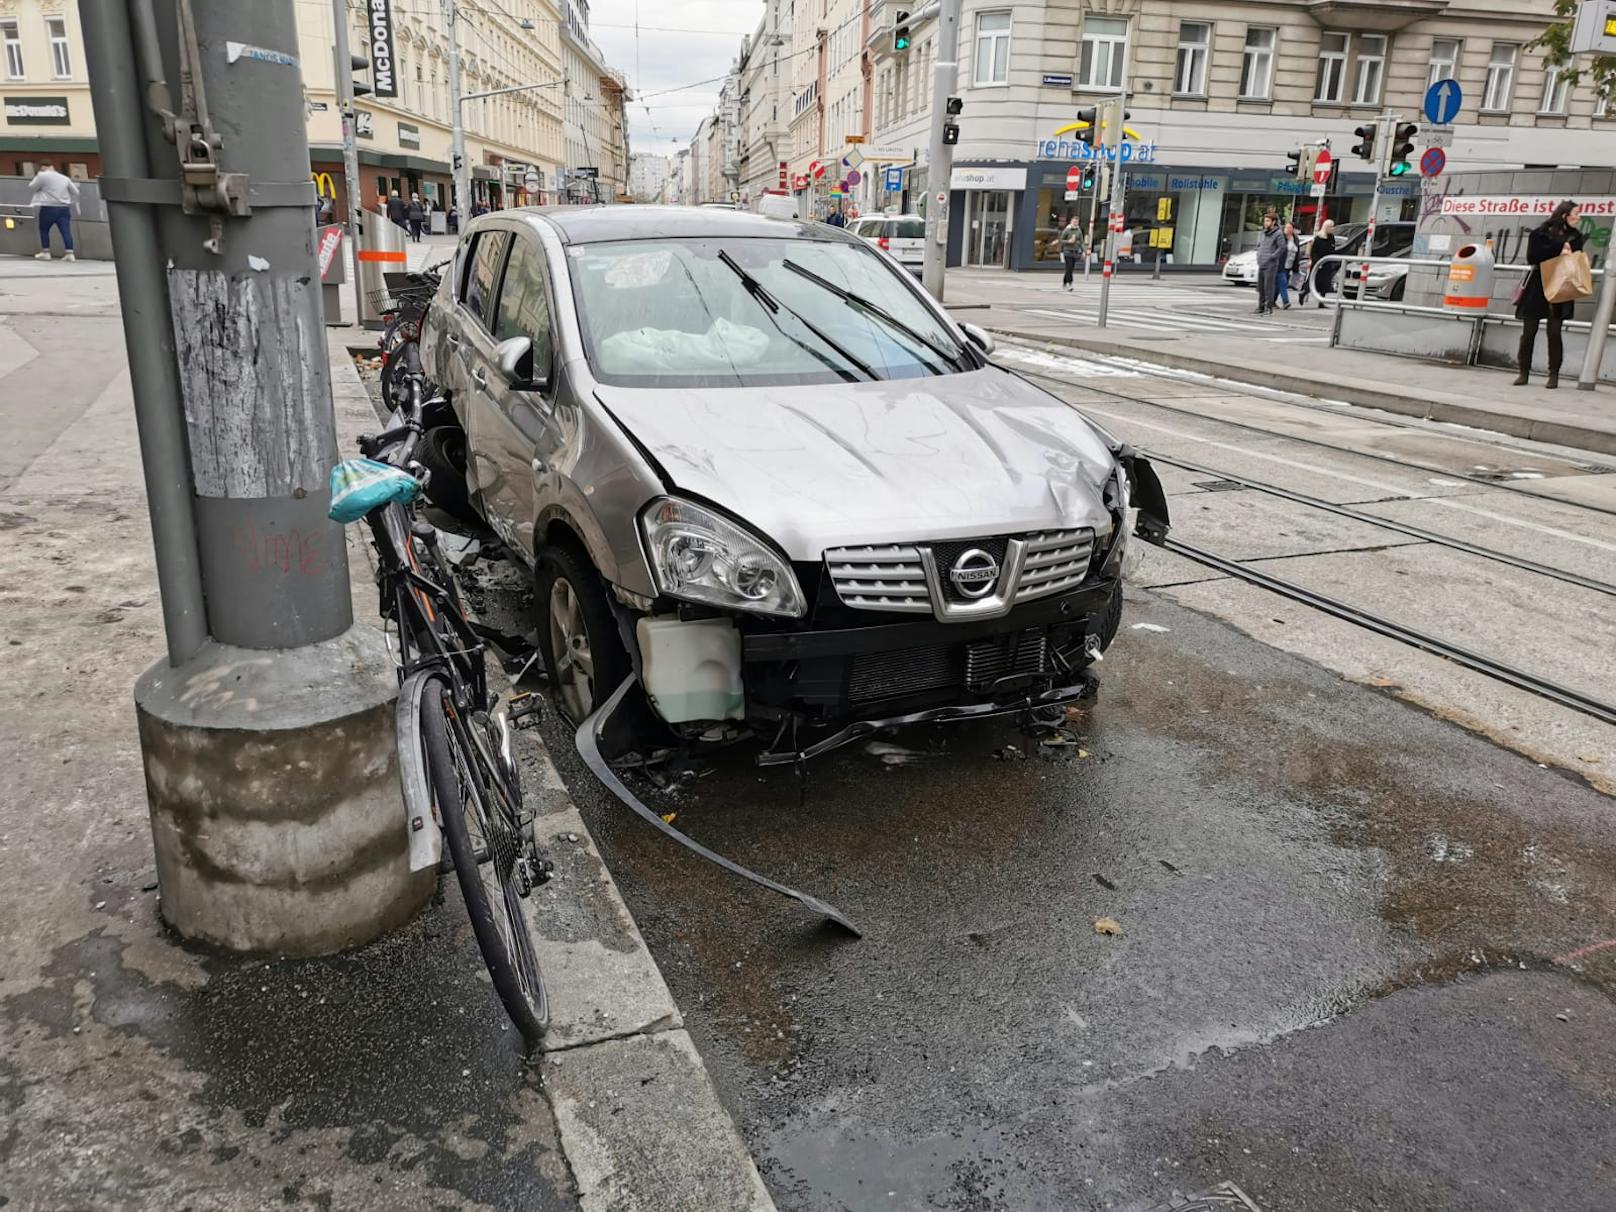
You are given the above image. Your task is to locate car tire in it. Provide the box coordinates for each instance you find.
[535,545,631,726]
[416,425,482,531]
[1390,278,1406,302]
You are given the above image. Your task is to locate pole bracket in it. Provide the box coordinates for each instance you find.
[101,177,318,210]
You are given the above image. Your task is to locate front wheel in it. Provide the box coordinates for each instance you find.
[421,681,547,1042]
[536,545,630,725]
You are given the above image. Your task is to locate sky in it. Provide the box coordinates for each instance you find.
[584,0,764,156]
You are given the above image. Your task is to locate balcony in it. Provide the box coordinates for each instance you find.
[1306,0,1448,32]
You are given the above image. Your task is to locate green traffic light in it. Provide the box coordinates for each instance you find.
[1389,161,1410,176]
[895,34,910,49]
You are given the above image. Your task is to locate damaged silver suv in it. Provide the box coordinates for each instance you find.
[421,206,1168,762]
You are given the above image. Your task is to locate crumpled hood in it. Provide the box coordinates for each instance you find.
[594,367,1118,560]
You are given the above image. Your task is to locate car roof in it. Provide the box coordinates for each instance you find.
[498,204,839,246]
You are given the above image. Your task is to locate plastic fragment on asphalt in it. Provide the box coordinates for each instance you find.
[1094,917,1121,936]
[247,255,269,272]
[1130,623,1170,633]
[660,811,677,825]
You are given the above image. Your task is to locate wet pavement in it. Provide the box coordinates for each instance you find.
[533,587,1616,1211]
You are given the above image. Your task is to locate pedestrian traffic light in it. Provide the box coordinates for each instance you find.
[893,9,911,53]
[1351,123,1377,161]
[349,52,372,98]
[942,122,960,146]
[1388,122,1418,176]
[1075,107,1099,148]
[1081,166,1096,191]
[945,96,963,116]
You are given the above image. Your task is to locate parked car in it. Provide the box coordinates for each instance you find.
[419,206,1169,756]
[1222,234,1315,287]
[753,190,801,221]
[848,213,926,273]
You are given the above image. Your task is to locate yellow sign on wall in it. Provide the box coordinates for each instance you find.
[1157,197,1172,223]
[1150,226,1175,248]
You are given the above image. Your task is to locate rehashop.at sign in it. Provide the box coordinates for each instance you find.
[369,0,398,98]
[1439,196,1616,218]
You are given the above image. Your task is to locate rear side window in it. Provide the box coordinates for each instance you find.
[893,219,924,239]
[492,235,555,380]
[461,230,510,328]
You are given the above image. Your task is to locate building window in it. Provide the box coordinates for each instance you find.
[1175,22,1210,95]
[1541,63,1570,114]
[1079,16,1127,89]
[1241,27,1276,99]
[1428,38,1460,86]
[1353,34,1387,105]
[1484,43,1517,111]
[1,21,21,80]
[47,16,69,78]
[973,11,1010,87]
[1315,32,1348,103]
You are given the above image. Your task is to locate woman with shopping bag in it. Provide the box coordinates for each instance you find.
[1514,201,1590,389]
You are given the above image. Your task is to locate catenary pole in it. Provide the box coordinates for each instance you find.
[446,0,470,216]
[332,0,364,283]
[920,0,960,301]
[79,0,207,667]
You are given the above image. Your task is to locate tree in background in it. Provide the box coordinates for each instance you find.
[1529,0,1616,102]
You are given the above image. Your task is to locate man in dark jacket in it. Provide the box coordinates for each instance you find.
[385,190,408,231]
[1254,211,1285,316]
[406,193,426,242]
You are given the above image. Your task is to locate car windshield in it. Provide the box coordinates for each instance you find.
[566,236,967,388]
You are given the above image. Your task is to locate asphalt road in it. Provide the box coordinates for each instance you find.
[521,347,1616,1211]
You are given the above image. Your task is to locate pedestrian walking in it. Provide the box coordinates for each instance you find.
[1276,222,1301,309]
[1515,200,1586,389]
[29,162,80,262]
[1311,219,1338,303]
[407,193,426,243]
[1059,215,1083,290]
[386,190,408,232]
[825,207,846,228]
[1254,211,1285,315]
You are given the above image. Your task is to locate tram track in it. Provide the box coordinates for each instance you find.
[999,351,1616,730]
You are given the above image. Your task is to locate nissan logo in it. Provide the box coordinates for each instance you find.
[949,549,1000,599]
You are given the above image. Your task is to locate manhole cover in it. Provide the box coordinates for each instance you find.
[1148,1181,1265,1212]
[1191,479,1248,492]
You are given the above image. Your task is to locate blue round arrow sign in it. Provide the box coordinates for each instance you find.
[1424,78,1462,126]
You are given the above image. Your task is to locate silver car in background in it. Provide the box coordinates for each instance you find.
[420,206,1168,758]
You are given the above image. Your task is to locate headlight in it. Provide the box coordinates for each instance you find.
[640,498,807,618]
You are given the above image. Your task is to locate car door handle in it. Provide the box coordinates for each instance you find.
[472,367,487,389]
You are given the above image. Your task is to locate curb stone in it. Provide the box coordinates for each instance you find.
[327,331,777,1212]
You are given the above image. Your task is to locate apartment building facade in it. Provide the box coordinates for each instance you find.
[860,0,1587,271]
[0,1,633,220]
[559,0,631,204]
[736,1,791,202]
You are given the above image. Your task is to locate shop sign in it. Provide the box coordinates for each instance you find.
[397,121,420,149]
[4,96,69,125]
[368,0,398,97]
[355,110,374,138]
[950,165,1027,191]
[1438,194,1616,218]
[1035,138,1158,164]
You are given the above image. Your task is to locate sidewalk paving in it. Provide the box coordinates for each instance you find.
[0,259,772,1210]
[945,267,1616,457]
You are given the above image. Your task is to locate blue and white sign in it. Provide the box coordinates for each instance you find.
[1042,73,1073,88]
[884,165,904,192]
[1424,78,1463,126]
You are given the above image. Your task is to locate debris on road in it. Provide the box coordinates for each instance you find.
[1094,917,1122,936]
[1092,872,1117,891]
[1131,623,1171,633]
[863,740,933,766]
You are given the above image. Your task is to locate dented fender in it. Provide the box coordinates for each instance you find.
[1117,447,1171,545]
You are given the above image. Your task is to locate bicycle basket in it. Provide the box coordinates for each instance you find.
[329,458,420,523]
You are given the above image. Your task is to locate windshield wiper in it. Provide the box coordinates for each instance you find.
[717,250,877,381]
[781,258,967,373]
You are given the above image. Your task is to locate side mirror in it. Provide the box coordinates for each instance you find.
[495,335,549,392]
[959,322,995,356]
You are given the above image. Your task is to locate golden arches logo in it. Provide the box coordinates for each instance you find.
[310,171,338,198]
[1051,120,1145,141]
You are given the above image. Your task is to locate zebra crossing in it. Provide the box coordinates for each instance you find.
[1020,300,1332,343]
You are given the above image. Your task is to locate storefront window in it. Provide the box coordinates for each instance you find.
[1034,186,1095,262]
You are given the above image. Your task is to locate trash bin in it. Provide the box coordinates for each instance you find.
[1444,242,1495,312]
[357,212,406,331]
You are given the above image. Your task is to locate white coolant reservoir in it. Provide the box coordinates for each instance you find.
[636,616,746,724]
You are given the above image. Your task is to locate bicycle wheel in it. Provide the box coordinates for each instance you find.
[420,679,548,1041]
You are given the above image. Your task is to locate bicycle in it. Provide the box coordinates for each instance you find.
[330,370,551,1043]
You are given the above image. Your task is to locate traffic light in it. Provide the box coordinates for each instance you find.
[942,122,960,146]
[945,95,963,116]
[1351,123,1377,162]
[1081,166,1096,191]
[892,9,911,53]
[349,52,372,98]
[1388,122,1418,176]
[1093,98,1131,149]
[1286,147,1306,180]
[1075,107,1098,148]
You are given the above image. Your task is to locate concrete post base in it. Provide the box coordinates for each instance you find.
[134,624,433,956]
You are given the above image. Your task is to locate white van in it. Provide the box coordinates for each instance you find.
[754,191,801,221]
[848,214,926,273]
